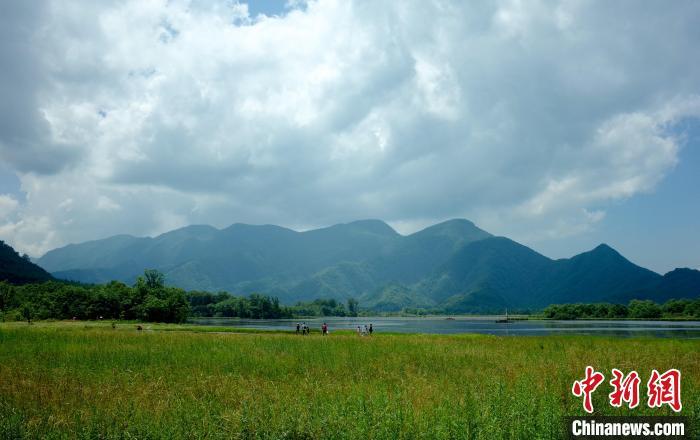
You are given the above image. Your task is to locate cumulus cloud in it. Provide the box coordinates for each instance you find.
[0,195,19,219]
[1,0,699,256]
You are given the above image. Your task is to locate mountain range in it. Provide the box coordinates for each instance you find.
[35,219,700,312]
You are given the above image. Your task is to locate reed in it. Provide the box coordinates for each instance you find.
[0,321,697,439]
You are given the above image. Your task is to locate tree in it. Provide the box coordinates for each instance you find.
[662,299,691,316]
[136,286,189,323]
[143,269,165,289]
[20,303,34,324]
[608,303,628,318]
[685,299,700,318]
[139,296,169,322]
[347,298,359,317]
[628,300,661,319]
[0,281,15,311]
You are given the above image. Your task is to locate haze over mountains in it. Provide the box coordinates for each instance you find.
[36,219,700,312]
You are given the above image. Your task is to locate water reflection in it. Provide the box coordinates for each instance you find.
[189,316,700,338]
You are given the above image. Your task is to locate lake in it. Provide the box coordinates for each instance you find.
[189,316,700,338]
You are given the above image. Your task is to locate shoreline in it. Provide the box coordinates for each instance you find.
[4,319,700,339]
[189,314,700,322]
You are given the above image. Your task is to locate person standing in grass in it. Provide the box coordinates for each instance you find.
[369,323,373,336]
[322,322,328,335]
[356,325,361,336]
[296,322,300,334]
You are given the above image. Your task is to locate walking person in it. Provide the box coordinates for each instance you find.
[322,322,328,335]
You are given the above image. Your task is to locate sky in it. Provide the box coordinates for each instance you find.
[0,0,699,274]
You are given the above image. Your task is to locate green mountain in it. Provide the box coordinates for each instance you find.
[0,241,53,284]
[414,236,553,312]
[542,244,661,305]
[654,268,700,302]
[36,219,700,311]
[396,239,675,312]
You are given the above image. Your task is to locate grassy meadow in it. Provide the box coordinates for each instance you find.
[0,321,698,439]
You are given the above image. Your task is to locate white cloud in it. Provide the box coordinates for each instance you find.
[1,0,699,256]
[0,194,19,219]
[96,195,121,212]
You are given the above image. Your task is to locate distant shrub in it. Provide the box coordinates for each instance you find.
[628,300,662,319]
[542,297,700,320]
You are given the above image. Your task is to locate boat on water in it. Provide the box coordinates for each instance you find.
[495,309,510,323]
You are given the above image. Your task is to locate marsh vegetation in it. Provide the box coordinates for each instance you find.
[0,322,697,439]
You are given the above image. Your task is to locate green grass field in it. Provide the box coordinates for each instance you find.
[0,321,698,439]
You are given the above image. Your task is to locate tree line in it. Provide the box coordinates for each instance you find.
[187,292,359,318]
[4,268,696,323]
[0,270,360,323]
[542,298,700,320]
[0,270,190,323]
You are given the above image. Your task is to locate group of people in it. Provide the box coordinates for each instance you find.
[294,322,374,336]
[357,323,373,336]
[296,322,311,335]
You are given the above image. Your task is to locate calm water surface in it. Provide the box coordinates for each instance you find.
[190,316,700,338]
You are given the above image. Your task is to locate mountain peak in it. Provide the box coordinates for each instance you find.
[413,218,492,240]
[566,243,658,277]
[572,243,627,263]
[664,267,700,276]
[436,218,477,227]
[329,219,398,236]
[592,243,617,254]
[662,267,700,279]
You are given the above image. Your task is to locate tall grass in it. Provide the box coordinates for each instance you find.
[0,322,697,439]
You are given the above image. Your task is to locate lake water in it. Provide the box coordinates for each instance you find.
[189,316,700,338]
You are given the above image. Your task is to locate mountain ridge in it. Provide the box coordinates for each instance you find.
[1,241,53,285]
[36,219,700,311]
